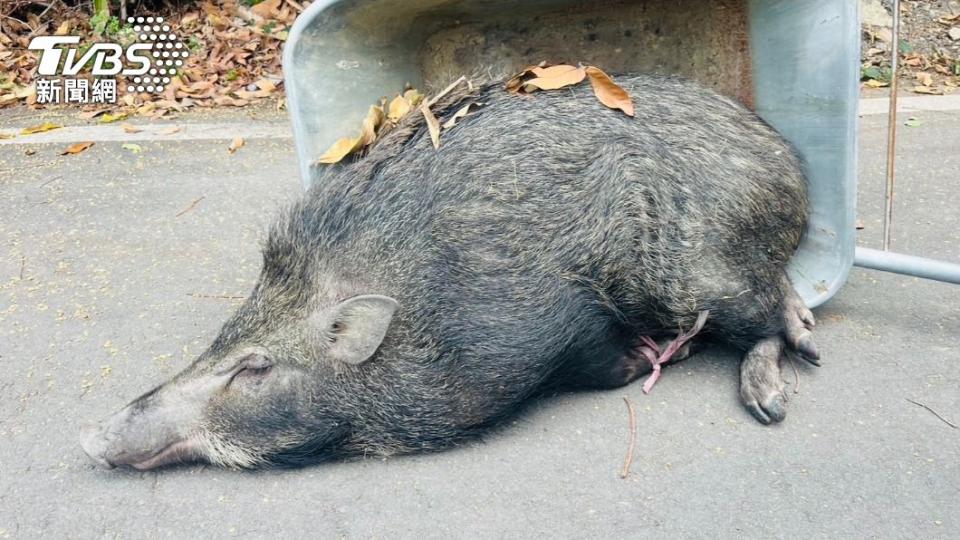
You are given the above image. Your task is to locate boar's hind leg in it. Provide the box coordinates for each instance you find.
[739,336,789,424]
[738,278,819,424]
[782,282,819,365]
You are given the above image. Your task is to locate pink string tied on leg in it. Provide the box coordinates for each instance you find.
[639,310,710,394]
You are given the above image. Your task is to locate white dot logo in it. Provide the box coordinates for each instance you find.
[127,16,185,95]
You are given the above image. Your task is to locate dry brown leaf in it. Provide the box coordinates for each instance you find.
[359,105,385,146]
[403,89,423,107]
[505,67,538,93]
[442,103,474,129]
[252,0,283,19]
[585,66,635,117]
[54,20,72,36]
[228,137,245,154]
[912,86,941,95]
[121,123,142,134]
[254,79,277,92]
[388,95,412,122]
[61,141,94,155]
[864,79,889,88]
[159,126,182,135]
[0,133,16,140]
[181,12,200,26]
[316,137,362,164]
[99,112,127,123]
[917,72,934,86]
[24,148,36,156]
[21,123,63,135]
[505,62,549,92]
[523,65,586,91]
[421,102,441,149]
[78,109,109,120]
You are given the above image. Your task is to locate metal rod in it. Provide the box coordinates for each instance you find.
[882,0,901,251]
[854,247,960,284]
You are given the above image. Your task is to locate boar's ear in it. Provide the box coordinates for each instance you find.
[324,294,398,365]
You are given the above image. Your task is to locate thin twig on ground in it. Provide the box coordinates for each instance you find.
[620,397,637,479]
[187,293,244,300]
[789,354,801,394]
[905,398,958,429]
[175,196,205,218]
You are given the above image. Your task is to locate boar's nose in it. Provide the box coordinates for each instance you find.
[80,424,116,469]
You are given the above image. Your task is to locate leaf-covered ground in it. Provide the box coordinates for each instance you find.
[1,0,302,117]
[861,0,960,95]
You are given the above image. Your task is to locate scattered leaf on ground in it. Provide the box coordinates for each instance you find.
[61,141,94,155]
[54,20,72,36]
[251,0,283,19]
[421,102,441,149]
[99,112,128,123]
[21,123,63,135]
[917,72,934,86]
[159,126,182,135]
[0,133,15,139]
[24,149,36,156]
[522,65,586,91]
[912,85,940,94]
[228,137,245,153]
[121,123,142,134]
[122,143,143,154]
[585,66,635,116]
[904,117,924,127]
[316,137,362,164]
[254,79,277,92]
[78,109,110,120]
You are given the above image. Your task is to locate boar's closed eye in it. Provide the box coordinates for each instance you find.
[230,354,273,386]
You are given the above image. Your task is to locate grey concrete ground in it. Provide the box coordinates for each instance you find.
[0,105,958,539]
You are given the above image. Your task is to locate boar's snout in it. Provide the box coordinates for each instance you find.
[80,424,116,469]
[81,384,207,470]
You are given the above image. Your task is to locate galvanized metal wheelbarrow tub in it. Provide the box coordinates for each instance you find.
[282,0,958,308]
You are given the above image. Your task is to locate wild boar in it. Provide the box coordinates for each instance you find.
[82,74,818,470]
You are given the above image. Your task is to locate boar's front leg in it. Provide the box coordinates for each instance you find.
[739,336,789,424]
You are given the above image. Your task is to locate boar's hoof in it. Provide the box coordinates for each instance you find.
[739,336,788,425]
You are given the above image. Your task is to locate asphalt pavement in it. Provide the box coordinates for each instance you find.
[0,104,957,539]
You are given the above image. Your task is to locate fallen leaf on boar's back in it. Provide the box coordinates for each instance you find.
[388,95,412,122]
[61,141,94,155]
[316,137,362,164]
[522,65,586,91]
[421,102,441,149]
[585,66,635,117]
[360,105,385,146]
[442,103,475,129]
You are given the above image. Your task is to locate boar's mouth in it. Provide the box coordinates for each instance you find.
[81,426,204,470]
[120,438,203,470]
